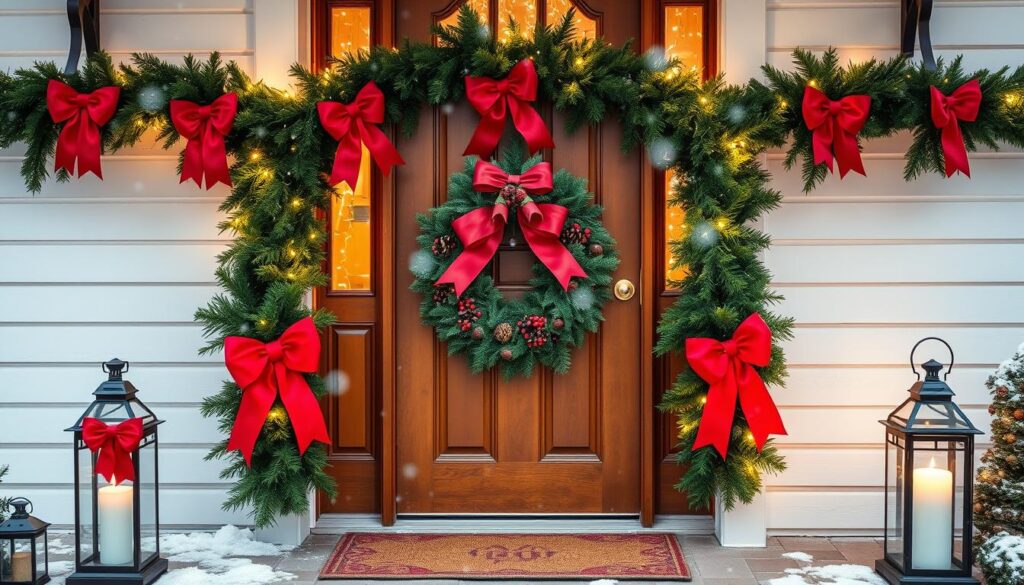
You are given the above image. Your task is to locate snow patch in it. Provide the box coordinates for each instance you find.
[771,563,886,585]
[46,560,74,585]
[159,525,293,562]
[589,580,619,585]
[981,531,1024,573]
[783,551,815,563]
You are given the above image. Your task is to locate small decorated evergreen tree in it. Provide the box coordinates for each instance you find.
[975,343,1024,585]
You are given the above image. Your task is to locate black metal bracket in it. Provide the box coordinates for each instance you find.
[65,0,101,75]
[901,0,936,71]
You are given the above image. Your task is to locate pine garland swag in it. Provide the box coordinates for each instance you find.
[2,5,1024,519]
[412,146,618,379]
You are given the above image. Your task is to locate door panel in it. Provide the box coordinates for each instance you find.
[394,0,642,515]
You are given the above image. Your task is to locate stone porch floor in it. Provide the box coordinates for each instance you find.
[45,531,985,584]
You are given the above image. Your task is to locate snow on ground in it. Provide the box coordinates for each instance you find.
[48,526,294,585]
[770,552,886,585]
[588,581,619,585]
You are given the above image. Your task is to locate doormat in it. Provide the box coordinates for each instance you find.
[320,533,690,580]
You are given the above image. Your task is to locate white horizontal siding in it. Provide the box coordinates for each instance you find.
[761,0,1024,534]
[0,0,268,527]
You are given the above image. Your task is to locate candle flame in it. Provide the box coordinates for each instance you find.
[929,457,936,469]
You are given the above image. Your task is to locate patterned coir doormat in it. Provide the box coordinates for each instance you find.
[320,533,690,580]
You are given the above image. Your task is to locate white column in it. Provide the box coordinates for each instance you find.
[715,1,771,547]
[252,0,307,88]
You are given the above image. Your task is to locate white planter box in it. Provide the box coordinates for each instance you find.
[254,512,311,547]
[715,490,767,547]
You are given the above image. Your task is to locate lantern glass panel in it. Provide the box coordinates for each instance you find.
[1,539,12,581]
[34,534,46,581]
[884,432,905,571]
[908,438,966,572]
[1,538,33,583]
[138,436,158,566]
[76,445,96,566]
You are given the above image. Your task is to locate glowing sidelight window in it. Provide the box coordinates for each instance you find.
[546,0,596,40]
[439,0,489,30]
[330,5,373,291]
[663,3,707,288]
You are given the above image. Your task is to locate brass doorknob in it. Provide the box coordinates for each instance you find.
[614,279,636,301]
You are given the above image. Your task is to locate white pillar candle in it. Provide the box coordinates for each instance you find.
[911,458,953,570]
[98,481,134,565]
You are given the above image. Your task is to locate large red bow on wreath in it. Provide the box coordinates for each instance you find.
[82,417,143,485]
[931,80,982,177]
[170,93,238,189]
[46,80,120,179]
[464,60,555,158]
[318,81,405,189]
[802,86,871,178]
[685,313,787,458]
[435,161,585,296]
[224,317,330,465]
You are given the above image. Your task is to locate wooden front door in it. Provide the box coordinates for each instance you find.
[393,0,644,516]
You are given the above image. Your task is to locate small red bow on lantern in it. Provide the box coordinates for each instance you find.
[317,81,405,190]
[170,93,238,189]
[931,80,982,177]
[802,86,871,178]
[685,313,787,458]
[464,60,555,158]
[224,317,330,465]
[46,80,120,179]
[82,417,143,485]
[435,160,585,296]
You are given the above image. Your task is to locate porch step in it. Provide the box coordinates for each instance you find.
[312,514,714,535]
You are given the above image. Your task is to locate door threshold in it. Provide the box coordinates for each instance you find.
[312,514,714,535]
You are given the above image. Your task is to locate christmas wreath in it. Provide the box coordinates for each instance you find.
[411,145,618,378]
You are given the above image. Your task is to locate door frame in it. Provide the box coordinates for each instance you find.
[311,0,658,527]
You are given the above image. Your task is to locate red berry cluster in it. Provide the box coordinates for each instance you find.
[500,184,528,209]
[560,222,591,246]
[517,314,550,348]
[458,297,482,332]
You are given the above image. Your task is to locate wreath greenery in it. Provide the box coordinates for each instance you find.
[411,144,618,379]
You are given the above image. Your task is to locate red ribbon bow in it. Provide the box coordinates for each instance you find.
[224,317,330,465]
[46,80,120,179]
[82,417,143,485]
[472,159,553,194]
[435,161,585,296]
[931,80,982,177]
[317,81,405,190]
[464,60,555,158]
[685,313,787,458]
[170,93,238,189]
[802,86,871,178]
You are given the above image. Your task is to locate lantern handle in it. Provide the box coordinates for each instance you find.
[910,336,954,380]
[9,497,32,516]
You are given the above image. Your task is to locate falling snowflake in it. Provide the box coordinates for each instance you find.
[648,138,677,170]
[408,250,437,278]
[136,84,167,112]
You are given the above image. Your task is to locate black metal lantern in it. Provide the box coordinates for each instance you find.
[0,498,50,584]
[65,359,168,585]
[876,338,982,585]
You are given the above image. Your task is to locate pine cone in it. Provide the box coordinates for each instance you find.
[432,285,453,305]
[432,235,457,256]
[1015,409,1024,420]
[1005,433,1017,444]
[494,322,514,343]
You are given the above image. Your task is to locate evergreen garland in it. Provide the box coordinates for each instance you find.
[1,5,1023,520]
[411,144,618,379]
